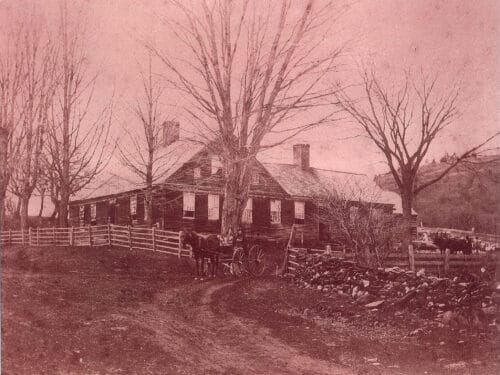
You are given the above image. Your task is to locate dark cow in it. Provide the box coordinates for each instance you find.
[431,232,472,255]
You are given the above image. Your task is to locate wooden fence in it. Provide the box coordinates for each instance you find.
[0,224,192,258]
[284,246,500,277]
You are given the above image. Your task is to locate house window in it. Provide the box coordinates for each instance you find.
[90,203,97,222]
[270,199,281,224]
[211,156,222,174]
[349,206,358,223]
[242,198,253,224]
[130,195,137,216]
[294,201,305,223]
[208,194,220,220]
[251,173,259,185]
[183,192,195,218]
[193,167,201,179]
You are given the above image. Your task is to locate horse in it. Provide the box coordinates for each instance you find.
[180,229,220,278]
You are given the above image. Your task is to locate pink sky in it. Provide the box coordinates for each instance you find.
[89,0,500,172]
[1,0,498,214]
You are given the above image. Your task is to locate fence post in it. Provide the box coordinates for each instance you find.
[128,225,132,250]
[152,227,156,252]
[408,244,415,272]
[37,227,39,247]
[444,248,450,273]
[9,229,12,245]
[70,226,74,247]
[28,227,32,246]
[178,231,182,259]
[89,225,93,247]
[107,223,112,246]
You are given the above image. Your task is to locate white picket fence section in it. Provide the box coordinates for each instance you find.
[0,224,192,258]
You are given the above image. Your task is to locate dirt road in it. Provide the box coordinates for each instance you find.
[125,280,352,375]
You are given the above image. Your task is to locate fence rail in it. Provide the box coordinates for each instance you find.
[0,224,191,259]
[284,246,500,276]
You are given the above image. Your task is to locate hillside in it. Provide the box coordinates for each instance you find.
[375,155,500,234]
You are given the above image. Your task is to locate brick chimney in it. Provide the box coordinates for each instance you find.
[162,121,180,146]
[293,144,310,169]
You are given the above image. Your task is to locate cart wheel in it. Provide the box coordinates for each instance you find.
[248,245,267,276]
[231,247,245,276]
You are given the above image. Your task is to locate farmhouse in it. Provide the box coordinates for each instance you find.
[69,125,415,246]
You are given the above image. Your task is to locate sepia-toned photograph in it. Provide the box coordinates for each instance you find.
[1,0,499,374]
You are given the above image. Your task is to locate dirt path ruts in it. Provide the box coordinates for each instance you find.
[127,280,353,375]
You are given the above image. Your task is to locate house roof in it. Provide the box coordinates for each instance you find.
[261,163,416,215]
[71,141,416,216]
[71,140,204,202]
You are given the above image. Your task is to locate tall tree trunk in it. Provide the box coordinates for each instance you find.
[59,189,69,227]
[145,189,153,227]
[20,194,30,233]
[14,198,21,221]
[145,165,153,227]
[400,188,414,252]
[0,127,8,228]
[220,158,252,236]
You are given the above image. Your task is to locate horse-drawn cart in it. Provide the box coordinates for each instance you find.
[180,228,267,277]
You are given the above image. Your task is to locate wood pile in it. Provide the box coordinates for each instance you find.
[290,254,499,330]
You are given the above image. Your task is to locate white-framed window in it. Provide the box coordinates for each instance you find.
[294,201,305,222]
[270,199,281,224]
[183,192,195,218]
[208,194,220,220]
[90,203,97,222]
[211,156,222,175]
[349,206,359,223]
[193,166,201,179]
[130,195,137,216]
[242,198,253,224]
[251,173,259,185]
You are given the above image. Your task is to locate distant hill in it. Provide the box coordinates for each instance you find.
[375,155,500,234]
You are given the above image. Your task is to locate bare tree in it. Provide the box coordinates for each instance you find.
[0,22,24,228]
[118,58,181,227]
[315,179,402,267]
[45,4,113,227]
[9,20,57,232]
[336,69,499,248]
[152,0,342,236]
